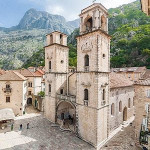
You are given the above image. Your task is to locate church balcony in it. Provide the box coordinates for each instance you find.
[84,66,89,72]
[3,88,12,93]
[56,94,76,103]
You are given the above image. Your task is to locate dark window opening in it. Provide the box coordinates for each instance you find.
[84,89,88,100]
[102,89,105,100]
[49,61,51,71]
[85,17,93,32]
[49,84,51,93]
[85,55,89,66]
[6,84,10,89]
[60,34,63,45]
[6,97,10,103]
[60,89,63,95]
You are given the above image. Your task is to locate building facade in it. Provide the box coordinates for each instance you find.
[0,71,27,116]
[111,67,146,82]
[44,3,135,149]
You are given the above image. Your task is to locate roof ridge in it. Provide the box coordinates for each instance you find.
[13,71,27,80]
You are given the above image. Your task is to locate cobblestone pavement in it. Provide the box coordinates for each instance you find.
[101,122,142,150]
[0,113,94,150]
[0,113,143,150]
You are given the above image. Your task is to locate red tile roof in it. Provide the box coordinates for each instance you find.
[110,72,133,89]
[0,71,27,81]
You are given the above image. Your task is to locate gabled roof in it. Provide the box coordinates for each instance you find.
[110,72,133,89]
[135,79,150,86]
[0,71,27,81]
[141,69,150,79]
[15,69,42,77]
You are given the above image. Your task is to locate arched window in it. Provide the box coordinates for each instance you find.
[128,98,131,108]
[119,101,122,112]
[111,103,115,116]
[102,89,105,101]
[84,55,89,66]
[101,15,106,31]
[60,34,63,45]
[49,61,51,71]
[85,17,93,32]
[50,34,53,44]
[84,55,89,72]
[49,84,51,93]
[84,89,88,100]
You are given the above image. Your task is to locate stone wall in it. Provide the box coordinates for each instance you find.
[134,84,150,138]
[109,86,135,133]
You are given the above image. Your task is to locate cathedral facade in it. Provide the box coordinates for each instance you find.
[44,3,135,149]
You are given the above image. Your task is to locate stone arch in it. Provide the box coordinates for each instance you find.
[56,101,76,131]
[83,16,93,32]
[101,15,107,31]
[123,107,127,121]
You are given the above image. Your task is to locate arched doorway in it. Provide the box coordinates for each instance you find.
[56,101,76,131]
[123,107,127,121]
[27,98,32,105]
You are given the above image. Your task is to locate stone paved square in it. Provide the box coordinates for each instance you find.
[0,113,94,150]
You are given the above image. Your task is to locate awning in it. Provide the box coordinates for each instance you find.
[0,108,15,122]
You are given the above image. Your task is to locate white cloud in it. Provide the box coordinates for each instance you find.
[28,0,136,21]
[46,5,64,15]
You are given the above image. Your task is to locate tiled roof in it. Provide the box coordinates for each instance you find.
[110,72,133,88]
[111,67,146,73]
[35,69,45,76]
[15,69,42,77]
[0,71,27,81]
[141,69,150,79]
[135,79,150,86]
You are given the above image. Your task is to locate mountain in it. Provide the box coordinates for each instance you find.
[67,19,80,29]
[0,9,75,34]
[16,9,74,33]
[1,0,150,69]
[0,9,78,69]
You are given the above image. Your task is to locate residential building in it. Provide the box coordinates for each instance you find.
[111,67,146,82]
[0,71,27,116]
[134,69,150,140]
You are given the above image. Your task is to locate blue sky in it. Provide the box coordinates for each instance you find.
[0,0,136,28]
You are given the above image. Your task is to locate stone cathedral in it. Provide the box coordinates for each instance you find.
[45,3,134,149]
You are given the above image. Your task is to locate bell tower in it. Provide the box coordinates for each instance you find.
[45,31,69,123]
[76,3,111,149]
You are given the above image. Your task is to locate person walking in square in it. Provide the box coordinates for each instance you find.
[11,124,13,131]
[20,124,22,130]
